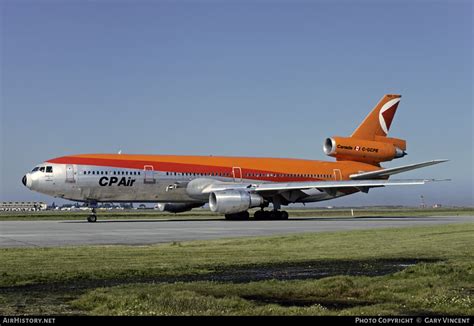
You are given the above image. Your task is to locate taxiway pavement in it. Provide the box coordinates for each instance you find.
[0,216,472,248]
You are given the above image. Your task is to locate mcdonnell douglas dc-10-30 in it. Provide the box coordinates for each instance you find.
[23,95,447,222]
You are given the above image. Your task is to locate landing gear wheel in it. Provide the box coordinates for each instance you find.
[254,210,264,220]
[280,211,289,220]
[225,211,250,220]
[87,207,97,223]
[253,210,289,220]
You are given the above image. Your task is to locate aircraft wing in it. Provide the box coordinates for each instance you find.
[189,157,449,198]
[349,159,448,180]
[200,178,447,195]
[250,178,444,193]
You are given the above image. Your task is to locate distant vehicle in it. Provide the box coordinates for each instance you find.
[22,94,447,222]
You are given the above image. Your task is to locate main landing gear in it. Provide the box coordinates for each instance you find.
[87,208,97,223]
[254,210,289,220]
[225,211,250,220]
[224,210,289,221]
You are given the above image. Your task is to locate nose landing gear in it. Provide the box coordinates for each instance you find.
[87,207,97,223]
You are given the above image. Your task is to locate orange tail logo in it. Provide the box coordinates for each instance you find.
[352,94,401,140]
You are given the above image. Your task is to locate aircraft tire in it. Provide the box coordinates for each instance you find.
[280,211,289,220]
[253,210,264,220]
[225,211,250,221]
[87,215,97,223]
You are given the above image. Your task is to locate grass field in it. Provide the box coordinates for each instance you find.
[0,207,472,221]
[0,222,472,315]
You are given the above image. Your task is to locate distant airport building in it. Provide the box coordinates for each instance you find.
[0,201,47,211]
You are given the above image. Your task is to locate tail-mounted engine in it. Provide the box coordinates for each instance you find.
[323,136,406,165]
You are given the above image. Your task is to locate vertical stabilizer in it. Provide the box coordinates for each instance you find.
[351,94,401,140]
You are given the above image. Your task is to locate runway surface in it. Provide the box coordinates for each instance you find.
[0,216,472,248]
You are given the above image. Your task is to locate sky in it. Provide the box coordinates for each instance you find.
[1,0,472,207]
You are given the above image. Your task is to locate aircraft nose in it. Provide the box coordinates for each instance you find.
[22,175,27,187]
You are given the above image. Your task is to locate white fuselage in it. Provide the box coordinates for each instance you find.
[23,162,336,204]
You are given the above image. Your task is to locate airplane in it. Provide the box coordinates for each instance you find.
[22,94,447,222]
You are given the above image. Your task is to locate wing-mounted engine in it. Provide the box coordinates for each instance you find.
[156,202,203,213]
[323,136,406,165]
[209,190,264,214]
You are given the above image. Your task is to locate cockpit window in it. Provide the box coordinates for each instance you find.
[32,167,39,172]
[46,166,53,173]
[39,167,45,172]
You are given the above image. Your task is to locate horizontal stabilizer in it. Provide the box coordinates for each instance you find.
[349,159,448,180]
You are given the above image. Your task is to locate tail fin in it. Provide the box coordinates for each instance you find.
[351,94,401,140]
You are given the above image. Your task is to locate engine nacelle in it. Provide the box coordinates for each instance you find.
[323,136,406,164]
[209,190,264,214]
[156,203,203,213]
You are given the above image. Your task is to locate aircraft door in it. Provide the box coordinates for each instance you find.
[66,165,75,183]
[45,165,54,182]
[232,167,242,182]
[333,169,342,181]
[144,165,156,184]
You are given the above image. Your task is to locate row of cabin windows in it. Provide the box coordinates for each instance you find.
[83,171,141,176]
[82,170,333,179]
[245,173,332,179]
[165,172,332,179]
[166,172,231,177]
